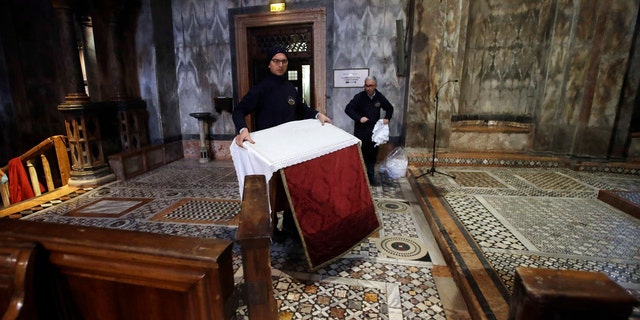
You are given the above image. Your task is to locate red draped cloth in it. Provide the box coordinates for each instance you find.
[8,157,35,204]
[282,145,379,270]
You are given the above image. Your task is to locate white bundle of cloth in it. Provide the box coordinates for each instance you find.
[372,119,389,147]
[229,119,361,197]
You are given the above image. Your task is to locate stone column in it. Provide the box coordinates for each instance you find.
[51,0,88,101]
[53,0,114,187]
[104,1,128,100]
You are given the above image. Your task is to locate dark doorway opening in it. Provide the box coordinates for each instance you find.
[247,23,314,108]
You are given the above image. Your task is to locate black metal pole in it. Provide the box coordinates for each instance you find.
[429,92,440,175]
[416,80,458,179]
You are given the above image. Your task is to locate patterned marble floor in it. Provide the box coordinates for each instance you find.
[12,159,640,319]
[18,159,450,320]
[411,166,640,319]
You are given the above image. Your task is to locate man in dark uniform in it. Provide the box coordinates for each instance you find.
[232,46,331,241]
[345,75,394,185]
[232,46,331,146]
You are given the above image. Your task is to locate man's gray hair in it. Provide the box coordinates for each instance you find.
[365,75,377,84]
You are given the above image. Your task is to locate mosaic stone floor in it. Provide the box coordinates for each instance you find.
[11,159,640,319]
[412,166,640,318]
[17,159,449,320]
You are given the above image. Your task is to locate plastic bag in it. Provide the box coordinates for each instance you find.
[371,119,389,147]
[379,146,408,179]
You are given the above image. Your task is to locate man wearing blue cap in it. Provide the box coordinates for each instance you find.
[232,46,332,147]
[232,46,332,242]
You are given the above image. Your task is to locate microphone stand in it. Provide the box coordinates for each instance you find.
[417,80,458,179]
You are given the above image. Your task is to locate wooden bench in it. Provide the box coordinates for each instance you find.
[0,240,38,320]
[0,135,72,218]
[508,267,638,320]
[237,175,278,319]
[0,220,236,320]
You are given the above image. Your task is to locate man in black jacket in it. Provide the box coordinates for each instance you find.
[345,76,394,185]
[232,46,331,242]
[232,46,331,147]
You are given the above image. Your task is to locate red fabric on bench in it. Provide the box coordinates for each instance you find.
[8,157,43,204]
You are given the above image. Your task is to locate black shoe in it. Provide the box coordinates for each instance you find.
[272,228,287,243]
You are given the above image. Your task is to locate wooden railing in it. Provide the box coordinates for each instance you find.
[0,135,71,217]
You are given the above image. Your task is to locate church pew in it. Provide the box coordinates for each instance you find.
[0,220,235,320]
[1,135,72,217]
[0,240,38,320]
[237,175,278,319]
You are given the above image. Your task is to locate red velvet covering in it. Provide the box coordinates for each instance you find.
[282,145,379,270]
[8,157,35,204]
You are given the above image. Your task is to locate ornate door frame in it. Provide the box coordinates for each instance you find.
[234,8,327,114]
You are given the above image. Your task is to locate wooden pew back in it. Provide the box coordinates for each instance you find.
[0,220,235,320]
[0,135,71,211]
[237,175,277,319]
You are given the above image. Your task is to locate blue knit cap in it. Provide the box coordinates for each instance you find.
[267,46,288,64]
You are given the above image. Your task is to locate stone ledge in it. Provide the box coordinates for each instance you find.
[108,142,183,181]
[451,120,531,134]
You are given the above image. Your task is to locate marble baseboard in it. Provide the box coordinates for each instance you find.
[182,139,232,160]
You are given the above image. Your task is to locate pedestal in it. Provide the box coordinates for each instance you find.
[190,112,214,163]
[58,98,116,187]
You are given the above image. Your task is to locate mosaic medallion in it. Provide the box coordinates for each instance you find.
[376,236,428,260]
[162,190,184,198]
[103,218,135,229]
[374,199,410,213]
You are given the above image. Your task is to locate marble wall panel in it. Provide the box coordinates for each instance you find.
[460,0,544,117]
[332,0,408,137]
[132,0,640,159]
[612,4,640,158]
[591,3,637,129]
[531,0,640,157]
[406,0,468,148]
[137,0,161,144]
[182,139,231,160]
[167,0,408,139]
[576,1,638,157]
[172,0,235,137]
[135,0,185,144]
[449,131,530,151]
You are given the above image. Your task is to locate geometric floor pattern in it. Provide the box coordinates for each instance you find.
[151,198,240,224]
[16,159,448,320]
[11,160,640,318]
[422,166,640,307]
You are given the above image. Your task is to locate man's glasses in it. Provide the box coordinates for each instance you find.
[271,59,288,65]
[364,84,376,87]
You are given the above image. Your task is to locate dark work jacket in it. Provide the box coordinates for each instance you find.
[232,73,318,133]
[344,90,394,140]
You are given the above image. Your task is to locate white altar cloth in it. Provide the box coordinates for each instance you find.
[230,119,361,197]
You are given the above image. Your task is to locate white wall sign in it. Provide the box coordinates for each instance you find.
[333,69,369,88]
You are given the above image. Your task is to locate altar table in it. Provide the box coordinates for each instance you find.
[230,120,380,270]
